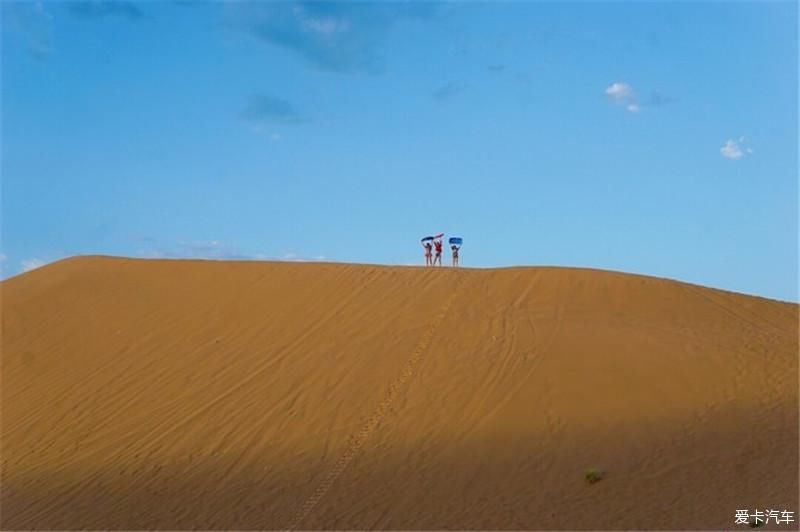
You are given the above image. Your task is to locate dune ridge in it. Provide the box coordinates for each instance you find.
[2,256,797,530]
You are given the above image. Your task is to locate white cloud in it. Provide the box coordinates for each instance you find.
[281,252,326,262]
[137,238,273,261]
[134,237,320,263]
[21,258,46,272]
[605,82,633,101]
[720,141,742,160]
[303,17,351,35]
[720,137,753,160]
[291,4,351,35]
[605,82,640,113]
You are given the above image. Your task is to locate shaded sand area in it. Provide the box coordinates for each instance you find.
[2,256,797,530]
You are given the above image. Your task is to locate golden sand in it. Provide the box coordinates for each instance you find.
[2,256,797,529]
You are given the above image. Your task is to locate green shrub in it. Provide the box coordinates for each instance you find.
[584,468,604,484]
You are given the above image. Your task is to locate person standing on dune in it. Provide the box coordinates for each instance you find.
[433,237,443,266]
[448,237,463,267]
[421,237,433,266]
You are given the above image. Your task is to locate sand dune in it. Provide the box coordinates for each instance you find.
[2,256,797,530]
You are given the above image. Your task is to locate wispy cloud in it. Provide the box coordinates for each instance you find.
[432,81,465,102]
[21,258,46,272]
[720,137,753,161]
[3,2,54,59]
[240,94,307,127]
[606,82,675,113]
[605,81,639,113]
[281,252,327,262]
[171,240,268,260]
[68,1,146,21]
[134,238,325,263]
[136,238,261,260]
[606,82,633,101]
[228,2,441,75]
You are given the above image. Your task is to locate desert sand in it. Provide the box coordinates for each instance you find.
[2,256,797,530]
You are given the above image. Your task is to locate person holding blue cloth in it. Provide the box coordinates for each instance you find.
[449,237,462,267]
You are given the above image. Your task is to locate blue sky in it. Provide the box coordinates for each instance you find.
[2,1,797,301]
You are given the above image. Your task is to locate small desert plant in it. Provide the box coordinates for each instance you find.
[584,468,604,484]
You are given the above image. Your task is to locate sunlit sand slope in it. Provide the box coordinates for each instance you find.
[2,256,797,529]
